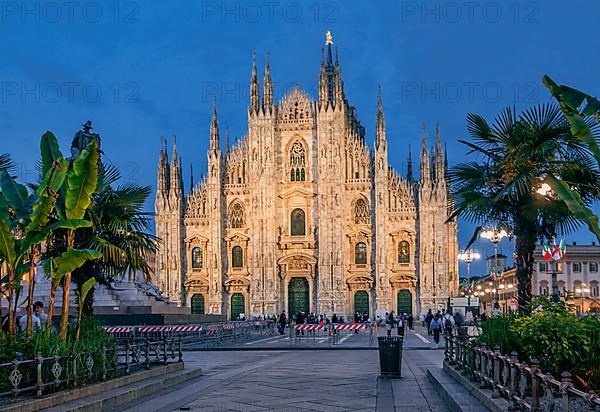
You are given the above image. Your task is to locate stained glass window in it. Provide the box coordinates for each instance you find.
[191,247,203,269]
[291,208,306,236]
[229,203,244,228]
[398,241,410,263]
[354,198,369,224]
[355,242,367,264]
[232,246,243,268]
[289,141,306,182]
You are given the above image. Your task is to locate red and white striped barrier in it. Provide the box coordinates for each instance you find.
[222,323,235,330]
[137,326,171,333]
[294,324,324,331]
[104,326,132,334]
[171,325,202,332]
[334,323,366,331]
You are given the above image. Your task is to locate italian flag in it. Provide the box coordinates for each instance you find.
[542,241,553,261]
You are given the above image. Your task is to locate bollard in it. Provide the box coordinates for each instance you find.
[508,352,518,410]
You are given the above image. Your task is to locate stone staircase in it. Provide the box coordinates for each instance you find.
[1,268,188,315]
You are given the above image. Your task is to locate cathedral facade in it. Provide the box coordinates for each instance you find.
[154,37,458,319]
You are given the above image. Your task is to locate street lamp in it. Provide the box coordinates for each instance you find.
[576,283,591,313]
[481,228,509,310]
[458,249,481,307]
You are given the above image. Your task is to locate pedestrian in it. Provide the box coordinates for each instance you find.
[18,301,46,333]
[442,310,455,337]
[397,313,405,336]
[430,313,443,347]
[362,312,369,322]
[278,311,287,335]
[407,313,414,330]
[385,311,395,336]
[353,312,360,333]
[425,309,433,336]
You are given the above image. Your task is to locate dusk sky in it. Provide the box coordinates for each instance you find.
[1,0,599,276]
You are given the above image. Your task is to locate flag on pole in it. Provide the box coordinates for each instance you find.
[551,239,566,261]
[542,241,552,261]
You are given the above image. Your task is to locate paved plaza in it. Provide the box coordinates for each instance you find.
[118,327,457,412]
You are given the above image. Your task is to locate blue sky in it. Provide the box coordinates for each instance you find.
[1,0,599,276]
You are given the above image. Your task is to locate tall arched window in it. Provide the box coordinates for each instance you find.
[289,141,306,182]
[232,246,243,268]
[191,247,203,269]
[229,203,244,228]
[354,198,369,224]
[355,242,367,264]
[398,241,410,263]
[290,208,306,236]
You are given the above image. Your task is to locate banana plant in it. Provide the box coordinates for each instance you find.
[38,135,102,340]
[543,76,600,242]
[74,277,96,346]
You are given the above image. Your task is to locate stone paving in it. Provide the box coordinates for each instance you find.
[119,327,453,412]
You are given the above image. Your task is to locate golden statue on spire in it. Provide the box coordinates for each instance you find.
[325,31,333,45]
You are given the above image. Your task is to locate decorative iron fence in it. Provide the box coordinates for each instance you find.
[0,336,182,399]
[444,335,600,411]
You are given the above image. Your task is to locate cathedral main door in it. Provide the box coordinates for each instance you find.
[397,290,412,315]
[288,277,309,316]
[231,293,245,320]
[354,291,369,315]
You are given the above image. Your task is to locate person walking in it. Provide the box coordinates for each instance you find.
[442,310,455,337]
[385,311,395,337]
[407,313,414,330]
[397,313,405,336]
[425,309,433,336]
[278,311,287,335]
[430,313,443,347]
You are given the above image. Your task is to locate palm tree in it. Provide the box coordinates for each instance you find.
[72,163,158,314]
[449,104,600,311]
[0,154,15,173]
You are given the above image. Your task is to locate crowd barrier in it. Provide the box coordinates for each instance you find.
[289,322,369,344]
[103,321,276,348]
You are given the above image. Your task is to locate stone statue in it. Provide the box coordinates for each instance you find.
[70,120,100,158]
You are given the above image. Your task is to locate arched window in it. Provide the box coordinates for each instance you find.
[229,203,244,228]
[290,208,306,236]
[398,241,410,263]
[354,198,369,224]
[191,247,203,269]
[232,246,244,268]
[289,141,306,182]
[355,242,367,264]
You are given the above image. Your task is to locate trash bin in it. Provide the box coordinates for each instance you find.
[377,336,403,378]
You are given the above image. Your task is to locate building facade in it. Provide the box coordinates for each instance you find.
[154,36,458,319]
[533,243,600,313]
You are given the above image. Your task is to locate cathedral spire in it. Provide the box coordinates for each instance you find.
[157,136,170,194]
[375,84,386,149]
[225,126,230,152]
[210,96,220,151]
[170,134,183,196]
[407,144,413,182]
[434,122,444,181]
[249,51,260,114]
[326,31,334,66]
[333,46,344,104]
[190,163,194,192]
[420,123,431,183]
[263,50,273,111]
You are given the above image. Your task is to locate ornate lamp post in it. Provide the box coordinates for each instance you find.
[458,249,480,308]
[542,237,566,303]
[481,228,509,310]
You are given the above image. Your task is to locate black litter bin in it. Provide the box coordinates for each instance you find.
[377,336,403,378]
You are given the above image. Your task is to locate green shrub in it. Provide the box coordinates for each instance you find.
[478,297,600,391]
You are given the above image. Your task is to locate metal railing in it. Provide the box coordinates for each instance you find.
[0,336,182,399]
[444,335,600,411]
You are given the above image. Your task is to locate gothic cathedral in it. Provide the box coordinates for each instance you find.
[155,35,458,319]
